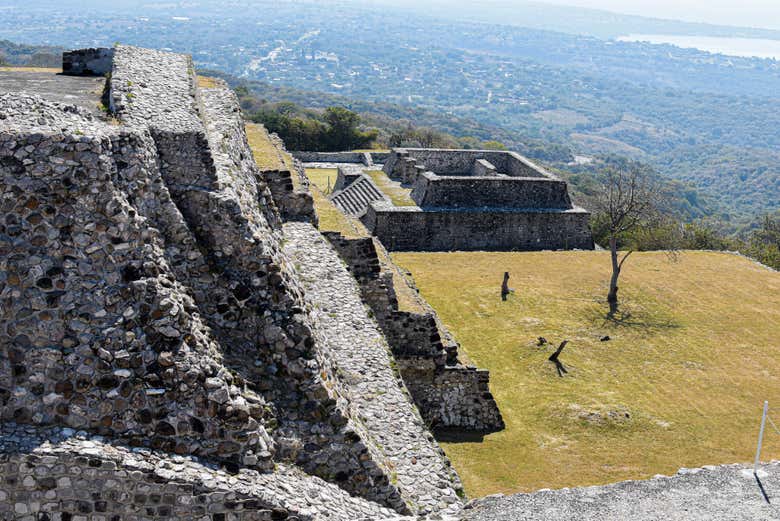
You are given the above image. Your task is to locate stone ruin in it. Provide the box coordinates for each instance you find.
[0,46,508,520]
[310,148,594,252]
[0,43,769,521]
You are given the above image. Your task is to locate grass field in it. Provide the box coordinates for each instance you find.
[392,250,780,497]
[305,167,368,239]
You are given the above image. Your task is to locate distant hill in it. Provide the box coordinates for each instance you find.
[377,0,780,40]
[205,70,713,222]
[1,2,776,222]
[0,39,61,67]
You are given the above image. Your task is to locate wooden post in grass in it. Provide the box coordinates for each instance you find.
[548,340,569,377]
[755,401,769,475]
[501,272,511,301]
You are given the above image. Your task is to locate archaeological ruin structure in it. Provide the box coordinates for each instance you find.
[3,43,759,521]
[296,148,594,252]
[0,46,506,520]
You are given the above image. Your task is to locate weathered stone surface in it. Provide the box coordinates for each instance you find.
[0,71,106,116]
[284,222,464,515]
[323,232,504,433]
[462,463,780,521]
[322,147,597,252]
[363,203,594,252]
[1,45,467,519]
[0,93,276,471]
[0,423,405,521]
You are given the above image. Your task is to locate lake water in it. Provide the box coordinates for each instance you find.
[617,34,780,60]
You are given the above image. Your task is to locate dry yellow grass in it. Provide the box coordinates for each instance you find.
[392,250,780,498]
[306,168,339,194]
[0,67,61,73]
[305,167,369,239]
[196,75,221,89]
[245,122,297,184]
[365,169,416,206]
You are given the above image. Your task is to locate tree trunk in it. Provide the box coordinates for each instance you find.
[608,237,620,315]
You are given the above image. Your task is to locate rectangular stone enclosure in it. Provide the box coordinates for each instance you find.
[328,148,594,251]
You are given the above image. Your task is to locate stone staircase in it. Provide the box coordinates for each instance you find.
[331,174,388,215]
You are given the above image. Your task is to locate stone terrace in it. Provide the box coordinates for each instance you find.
[0,45,466,519]
[283,222,463,516]
[3,44,764,521]
[319,148,594,252]
[0,423,405,521]
[0,70,105,116]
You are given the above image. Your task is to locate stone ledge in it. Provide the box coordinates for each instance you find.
[463,462,780,521]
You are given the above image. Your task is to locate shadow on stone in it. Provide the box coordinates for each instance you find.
[756,474,771,504]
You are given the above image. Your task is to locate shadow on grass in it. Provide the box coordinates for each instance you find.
[602,310,681,330]
[579,301,682,333]
[433,428,486,444]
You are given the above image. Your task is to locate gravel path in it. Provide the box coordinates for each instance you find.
[283,222,463,516]
[463,463,780,521]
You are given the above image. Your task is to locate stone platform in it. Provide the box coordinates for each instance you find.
[0,70,105,115]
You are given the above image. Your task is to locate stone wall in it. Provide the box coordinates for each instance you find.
[293,151,388,166]
[103,46,412,511]
[262,132,317,222]
[284,223,464,515]
[400,364,505,431]
[0,424,404,521]
[62,48,114,76]
[383,148,549,179]
[471,159,498,177]
[0,95,276,472]
[323,232,504,433]
[410,172,574,209]
[293,151,369,164]
[333,165,364,191]
[364,204,594,251]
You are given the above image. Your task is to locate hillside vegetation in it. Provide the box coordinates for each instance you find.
[393,250,780,497]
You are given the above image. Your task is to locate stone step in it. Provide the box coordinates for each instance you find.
[331,175,387,216]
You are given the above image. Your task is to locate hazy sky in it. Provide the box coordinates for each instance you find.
[536,0,780,30]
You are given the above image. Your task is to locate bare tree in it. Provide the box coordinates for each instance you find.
[593,165,662,315]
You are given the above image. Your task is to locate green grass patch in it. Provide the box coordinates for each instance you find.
[392,250,780,497]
